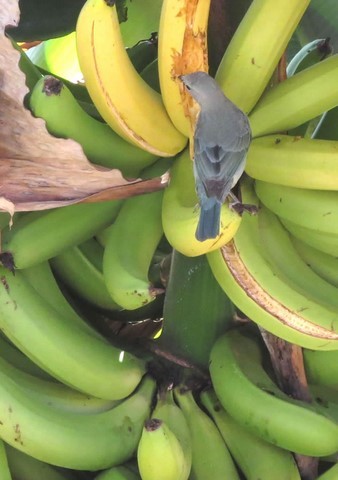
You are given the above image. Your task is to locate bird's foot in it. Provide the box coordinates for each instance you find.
[230,201,259,216]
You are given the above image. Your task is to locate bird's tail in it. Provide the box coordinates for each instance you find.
[195,198,221,242]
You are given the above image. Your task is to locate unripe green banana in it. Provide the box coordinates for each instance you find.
[317,463,338,480]
[292,237,338,288]
[137,419,188,480]
[102,190,164,310]
[304,349,338,390]
[0,439,12,480]
[209,329,338,456]
[249,54,338,137]
[0,372,155,470]
[174,388,240,480]
[1,200,123,269]
[94,465,140,480]
[201,389,301,480]
[29,76,157,177]
[0,265,145,400]
[245,134,338,190]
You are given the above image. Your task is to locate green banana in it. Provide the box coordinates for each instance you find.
[102,190,164,310]
[208,178,338,350]
[51,243,121,311]
[317,463,338,480]
[0,373,155,470]
[174,388,240,480]
[0,439,12,480]
[0,265,145,400]
[158,250,235,369]
[201,389,301,480]
[255,180,338,234]
[249,54,338,137]
[78,237,104,270]
[94,465,140,480]
[1,200,123,269]
[304,349,338,390]
[292,237,338,288]
[29,76,157,176]
[5,444,77,480]
[137,419,189,480]
[281,218,338,256]
[245,134,338,190]
[209,329,338,456]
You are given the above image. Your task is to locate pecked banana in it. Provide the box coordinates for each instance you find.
[255,180,338,235]
[0,439,12,480]
[201,389,301,480]
[158,0,211,136]
[215,0,310,112]
[174,388,240,480]
[249,54,338,137]
[208,178,338,350]
[162,148,242,256]
[76,0,187,156]
[29,75,157,177]
[245,134,338,189]
[1,200,123,270]
[0,265,145,400]
[209,329,338,456]
[0,373,155,470]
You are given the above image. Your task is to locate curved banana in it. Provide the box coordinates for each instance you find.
[103,190,164,310]
[255,180,338,235]
[0,439,12,480]
[281,218,338,257]
[1,200,123,270]
[201,389,301,480]
[304,349,338,390]
[209,329,338,456]
[174,388,240,480]
[29,76,157,177]
[207,178,338,350]
[137,418,188,480]
[292,237,338,288]
[94,465,140,480]
[76,0,187,156]
[246,134,338,190]
[162,149,242,256]
[158,0,210,136]
[249,54,338,137]
[317,463,338,480]
[215,0,309,112]
[0,265,145,400]
[0,373,155,470]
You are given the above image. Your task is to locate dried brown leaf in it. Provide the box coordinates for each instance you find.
[0,0,168,212]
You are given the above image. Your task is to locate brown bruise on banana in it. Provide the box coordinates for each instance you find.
[90,21,173,158]
[221,241,338,340]
[172,0,209,125]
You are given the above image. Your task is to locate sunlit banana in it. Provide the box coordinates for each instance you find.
[245,134,338,189]
[162,148,242,256]
[158,0,210,136]
[255,180,338,234]
[215,0,309,112]
[292,237,338,288]
[29,75,157,177]
[0,200,123,269]
[209,329,338,455]
[249,54,338,137]
[0,439,12,480]
[207,178,338,350]
[201,389,301,480]
[76,0,187,156]
[0,265,145,400]
[0,373,155,470]
[174,388,240,480]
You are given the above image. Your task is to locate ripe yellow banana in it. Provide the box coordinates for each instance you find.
[76,0,187,156]
[158,0,211,136]
[162,148,242,256]
[215,0,310,112]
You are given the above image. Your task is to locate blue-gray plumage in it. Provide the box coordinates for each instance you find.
[180,71,252,242]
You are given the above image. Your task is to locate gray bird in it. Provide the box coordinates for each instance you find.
[180,71,252,242]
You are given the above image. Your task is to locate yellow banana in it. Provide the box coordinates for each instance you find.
[215,0,310,112]
[162,148,242,256]
[158,0,211,136]
[245,134,338,189]
[76,0,187,156]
